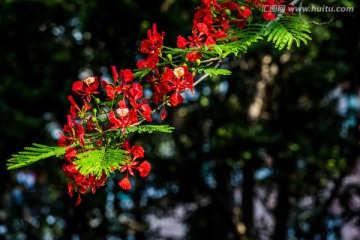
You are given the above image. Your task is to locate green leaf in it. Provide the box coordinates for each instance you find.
[73,147,129,178]
[203,68,232,76]
[7,143,67,170]
[133,68,152,80]
[126,124,175,134]
[264,15,312,50]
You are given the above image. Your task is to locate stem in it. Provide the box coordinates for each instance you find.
[264,0,302,29]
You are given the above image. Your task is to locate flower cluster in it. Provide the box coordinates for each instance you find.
[58,64,159,204]
[176,0,293,62]
[54,0,293,205]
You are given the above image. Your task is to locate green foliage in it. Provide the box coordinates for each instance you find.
[7,143,67,170]
[264,15,312,50]
[199,68,232,76]
[133,68,152,80]
[212,23,266,58]
[73,147,129,178]
[126,124,175,134]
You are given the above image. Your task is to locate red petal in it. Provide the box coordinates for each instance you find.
[196,23,209,36]
[105,85,116,99]
[138,161,151,177]
[101,79,108,88]
[108,111,122,127]
[72,81,83,93]
[65,147,77,162]
[111,66,119,83]
[177,35,188,49]
[136,59,147,69]
[131,145,145,159]
[75,194,82,206]
[204,36,216,46]
[129,83,143,100]
[262,12,276,21]
[67,182,74,197]
[120,69,134,83]
[160,108,167,120]
[129,110,139,125]
[169,92,184,106]
[118,177,132,190]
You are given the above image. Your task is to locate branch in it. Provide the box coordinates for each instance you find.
[131,0,302,127]
[264,0,302,29]
[298,0,334,25]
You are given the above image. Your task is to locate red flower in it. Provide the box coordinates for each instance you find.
[102,67,134,100]
[204,36,216,46]
[262,11,276,20]
[111,66,134,83]
[170,91,184,106]
[58,115,86,148]
[108,100,138,132]
[65,147,77,162]
[137,161,151,177]
[128,98,152,122]
[140,23,165,54]
[239,7,252,18]
[72,76,99,102]
[63,161,107,205]
[116,142,152,191]
[177,35,188,49]
[131,145,145,160]
[196,23,209,36]
[136,52,160,69]
[68,95,91,118]
[102,81,123,100]
[119,160,151,182]
[186,51,202,62]
[120,69,134,83]
[118,175,132,190]
[128,83,143,100]
[160,107,167,120]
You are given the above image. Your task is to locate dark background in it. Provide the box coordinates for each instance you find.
[1,0,359,239]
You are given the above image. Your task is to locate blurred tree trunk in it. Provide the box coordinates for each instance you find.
[272,156,293,240]
[242,159,254,237]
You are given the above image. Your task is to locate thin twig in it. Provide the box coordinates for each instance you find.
[193,60,221,87]
[298,0,334,25]
[264,0,302,29]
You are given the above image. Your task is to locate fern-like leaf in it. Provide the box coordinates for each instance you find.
[126,124,175,134]
[218,23,266,56]
[7,143,67,170]
[199,68,232,76]
[264,15,312,50]
[73,147,129,178]
[133,68,152,80]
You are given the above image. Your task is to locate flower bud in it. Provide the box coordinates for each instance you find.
[225,9,231,16]
[167,54,172,62]
[95,98,101,105]
[195,59,201,66]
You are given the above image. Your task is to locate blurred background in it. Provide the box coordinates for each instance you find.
[0,0,359,239]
